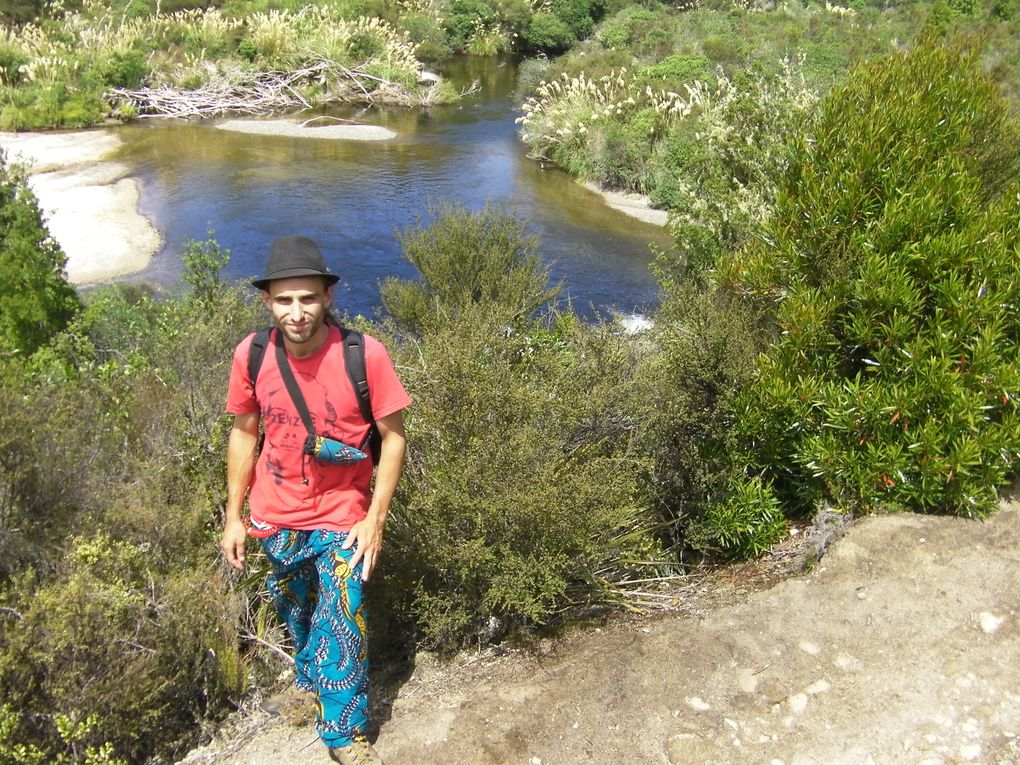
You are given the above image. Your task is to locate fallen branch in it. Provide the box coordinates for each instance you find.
[109,60,422,119]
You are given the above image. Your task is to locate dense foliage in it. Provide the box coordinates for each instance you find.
[0,0,610,129]
[0,242,260,762]
[1,0,1019,761]
[377,208,663,646]
[715,36,1020,522]
[0,151,79,357]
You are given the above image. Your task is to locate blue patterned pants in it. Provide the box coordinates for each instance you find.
[260,529,368,748]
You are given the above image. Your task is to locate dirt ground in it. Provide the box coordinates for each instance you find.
[180,483,1020,765]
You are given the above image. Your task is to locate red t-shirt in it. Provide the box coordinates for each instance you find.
[226,325,412,531]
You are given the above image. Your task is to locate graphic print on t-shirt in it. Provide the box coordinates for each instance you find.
[262,373,341,485]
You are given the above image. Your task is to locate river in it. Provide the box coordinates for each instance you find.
[112,56,672,320]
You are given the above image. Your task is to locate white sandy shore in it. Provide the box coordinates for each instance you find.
[216,118,396,141]
[583,181,669,226]
[0,129,162,285]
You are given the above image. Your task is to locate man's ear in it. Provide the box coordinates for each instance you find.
[324,283,334,304]
[260,289,272,310]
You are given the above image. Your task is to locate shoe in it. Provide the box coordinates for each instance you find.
[328,734,384,765]
[259,683,315,717]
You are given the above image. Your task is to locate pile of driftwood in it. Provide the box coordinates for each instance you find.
[109,60,411,118]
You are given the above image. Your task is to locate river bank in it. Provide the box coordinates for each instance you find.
[0,120,665,292]
[0,129,162,285]
[181,487,1020,765]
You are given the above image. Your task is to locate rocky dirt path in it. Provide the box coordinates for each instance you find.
[181,487,1020,765]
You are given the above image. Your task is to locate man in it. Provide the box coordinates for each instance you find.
[220,236,410,765]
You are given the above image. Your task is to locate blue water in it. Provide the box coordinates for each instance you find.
[114,57,671,319]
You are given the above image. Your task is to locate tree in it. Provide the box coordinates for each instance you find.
[0,150,80,358]
[380,204,560,334]
[716,36,1020,522]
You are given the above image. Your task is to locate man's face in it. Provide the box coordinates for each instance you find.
[261,276,333,347]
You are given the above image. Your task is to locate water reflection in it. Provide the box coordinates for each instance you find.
[113,57,671,318]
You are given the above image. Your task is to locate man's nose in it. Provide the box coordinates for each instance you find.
[288,302,303,320]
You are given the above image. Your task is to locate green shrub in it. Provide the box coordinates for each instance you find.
[100,49,147,89]
[514,55,552,103]
[0,42,26,86]
[237,37,257,61]
[642,282,768,556]
[443,0,496,50]
[551,0,602,39]
[525,11,575,51]
[0,151,80,358]
[991,0,1016,19]
[398,13,453,61]
[0,534,244,762]
[636,53,712,89]
[382,308,662,647]
[375,206,665,646]
[381,204,560,334]
[717,36,1020,519]
[633,23,673,60]
[583,121,649,190]
[691,475,787,559]
[595,6,659,49]
[701,32,746,67]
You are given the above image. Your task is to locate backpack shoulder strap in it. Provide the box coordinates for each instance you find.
[248,327,274,390]
[340,327,381,463]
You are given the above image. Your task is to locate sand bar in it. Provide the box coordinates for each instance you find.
[583,181,668,226]
[216,117,396,141]
[0,129,161,285]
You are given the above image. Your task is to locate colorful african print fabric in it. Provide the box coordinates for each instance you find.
[260,528,369,748]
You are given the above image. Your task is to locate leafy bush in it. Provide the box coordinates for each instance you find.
[0,229,261,761]
[551,0,602,39]
[398,12,453,61]
[0,535,244,763]
[375,207,664,648]
[99,48,147,89]
[635,53,713,89]
[380,204,560,334]
[716,36,1020,519]
[641,282,771,557]
[0,151,80,358]
[991,0,1016,20]
[443,0,496,49]
[595,6,660,49]
[385,310,662,647]
[525,11,575,52]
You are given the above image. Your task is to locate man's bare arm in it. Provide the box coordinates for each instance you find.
[344,410,407,582]
[221,412,260,571]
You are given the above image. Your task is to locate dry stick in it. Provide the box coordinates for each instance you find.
[242,633,294,665]
[112,60,411,118]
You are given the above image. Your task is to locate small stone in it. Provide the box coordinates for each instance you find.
[737,668,759,694]
[788,693,809,713]
[686,696,711,711]
[799,640,821,656]
[806,679,831,695]
[834,653,860,671]
[959,743,982,761]
[530,758,543,765]
[978,612,1005,634]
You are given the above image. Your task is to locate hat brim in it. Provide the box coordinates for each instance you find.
[251,268,341,290]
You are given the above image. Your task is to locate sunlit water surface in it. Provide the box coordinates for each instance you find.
[112,57,671,319]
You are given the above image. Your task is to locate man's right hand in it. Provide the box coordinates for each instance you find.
[220,518,248,570]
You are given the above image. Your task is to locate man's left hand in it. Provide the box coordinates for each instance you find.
[342,516,384,582]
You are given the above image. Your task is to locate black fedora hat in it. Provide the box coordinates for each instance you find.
[251,236,341,290]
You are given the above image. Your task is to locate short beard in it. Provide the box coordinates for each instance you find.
[279,318,323,345]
